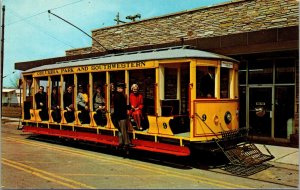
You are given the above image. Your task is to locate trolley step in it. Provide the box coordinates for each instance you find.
[222,142,274,167]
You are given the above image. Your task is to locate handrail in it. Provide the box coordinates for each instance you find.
[188,83,192,118]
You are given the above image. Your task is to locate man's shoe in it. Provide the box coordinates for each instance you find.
[117,144,124,149]
[126,143,135,148]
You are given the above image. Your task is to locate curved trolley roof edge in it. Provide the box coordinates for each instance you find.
[23,47,239,74]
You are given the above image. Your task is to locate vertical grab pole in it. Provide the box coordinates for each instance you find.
[89,73,93,126]
[188,83,193,118]
[189,60,197,139]
[155,63,160,116]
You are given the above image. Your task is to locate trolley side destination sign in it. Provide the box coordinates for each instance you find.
[33,61,152,76]
[221,61,233,68]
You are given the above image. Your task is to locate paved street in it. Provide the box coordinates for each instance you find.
[1,119,299,189]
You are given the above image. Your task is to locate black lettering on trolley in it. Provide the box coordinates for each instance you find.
[77,66,88,72]
[91,65,103,71]
[111,64,117,69]
[46,70,59,75]
[136,62,146,67]
[57,61,146,74]
[61,68,74,73]
[101,61,146,70]
[37,71,45,75]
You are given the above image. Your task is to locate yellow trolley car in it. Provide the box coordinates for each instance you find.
[21,46,273,165]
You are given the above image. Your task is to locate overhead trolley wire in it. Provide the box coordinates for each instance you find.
[5,0,109,53]
[48,10,108,52]
[6,7,75,48]
[5,0,85,26]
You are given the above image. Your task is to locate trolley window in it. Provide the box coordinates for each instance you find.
[33,76,49,121]
[50,75,61,108]
[63,75,74,91]
[76,73,90,110]
[24,75,33,98]
[62,74,74,110]
[164,68,177,99]
[92,72,106,112]
[220,67,229,98]
[196,66,215,98]
[92,72,106,93]
[129,69,155,115]
[23,75,33,120]
[109,71,125,113]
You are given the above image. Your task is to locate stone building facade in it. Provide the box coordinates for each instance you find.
[66,0,298,55]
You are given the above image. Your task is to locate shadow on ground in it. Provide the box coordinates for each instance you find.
[27,134,272,177]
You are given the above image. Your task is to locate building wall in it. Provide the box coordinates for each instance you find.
[65,0,298,54]
[2,90,22,106]
[66,47,92,56]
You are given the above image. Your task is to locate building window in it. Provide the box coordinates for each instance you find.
[238,61,247,85]
[275,58,295,84]
[274,86,295,138]
[248,59,273,84]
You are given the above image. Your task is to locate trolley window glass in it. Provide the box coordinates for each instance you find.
[220,67,229,99]
[196,66,215,98]
[164,68,177,99]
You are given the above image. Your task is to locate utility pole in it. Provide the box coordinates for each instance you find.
[1,5,5,112]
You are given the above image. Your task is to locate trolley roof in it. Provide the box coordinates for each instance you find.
[23,46,238,74]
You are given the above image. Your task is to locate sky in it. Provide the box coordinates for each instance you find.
[2,0,229,87]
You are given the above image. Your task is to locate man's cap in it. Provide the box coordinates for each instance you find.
[116,82,126,88]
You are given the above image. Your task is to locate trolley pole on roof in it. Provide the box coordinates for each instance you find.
[48,10,108,52]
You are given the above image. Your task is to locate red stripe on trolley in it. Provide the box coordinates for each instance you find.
[23,126,190,156]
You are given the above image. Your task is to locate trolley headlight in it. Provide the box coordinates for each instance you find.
[201,114,207,121]
[224,111,232,124]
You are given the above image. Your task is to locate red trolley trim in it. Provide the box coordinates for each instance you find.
[23,126,190,156]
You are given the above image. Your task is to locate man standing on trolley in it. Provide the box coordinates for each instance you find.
[113,82,135,148]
